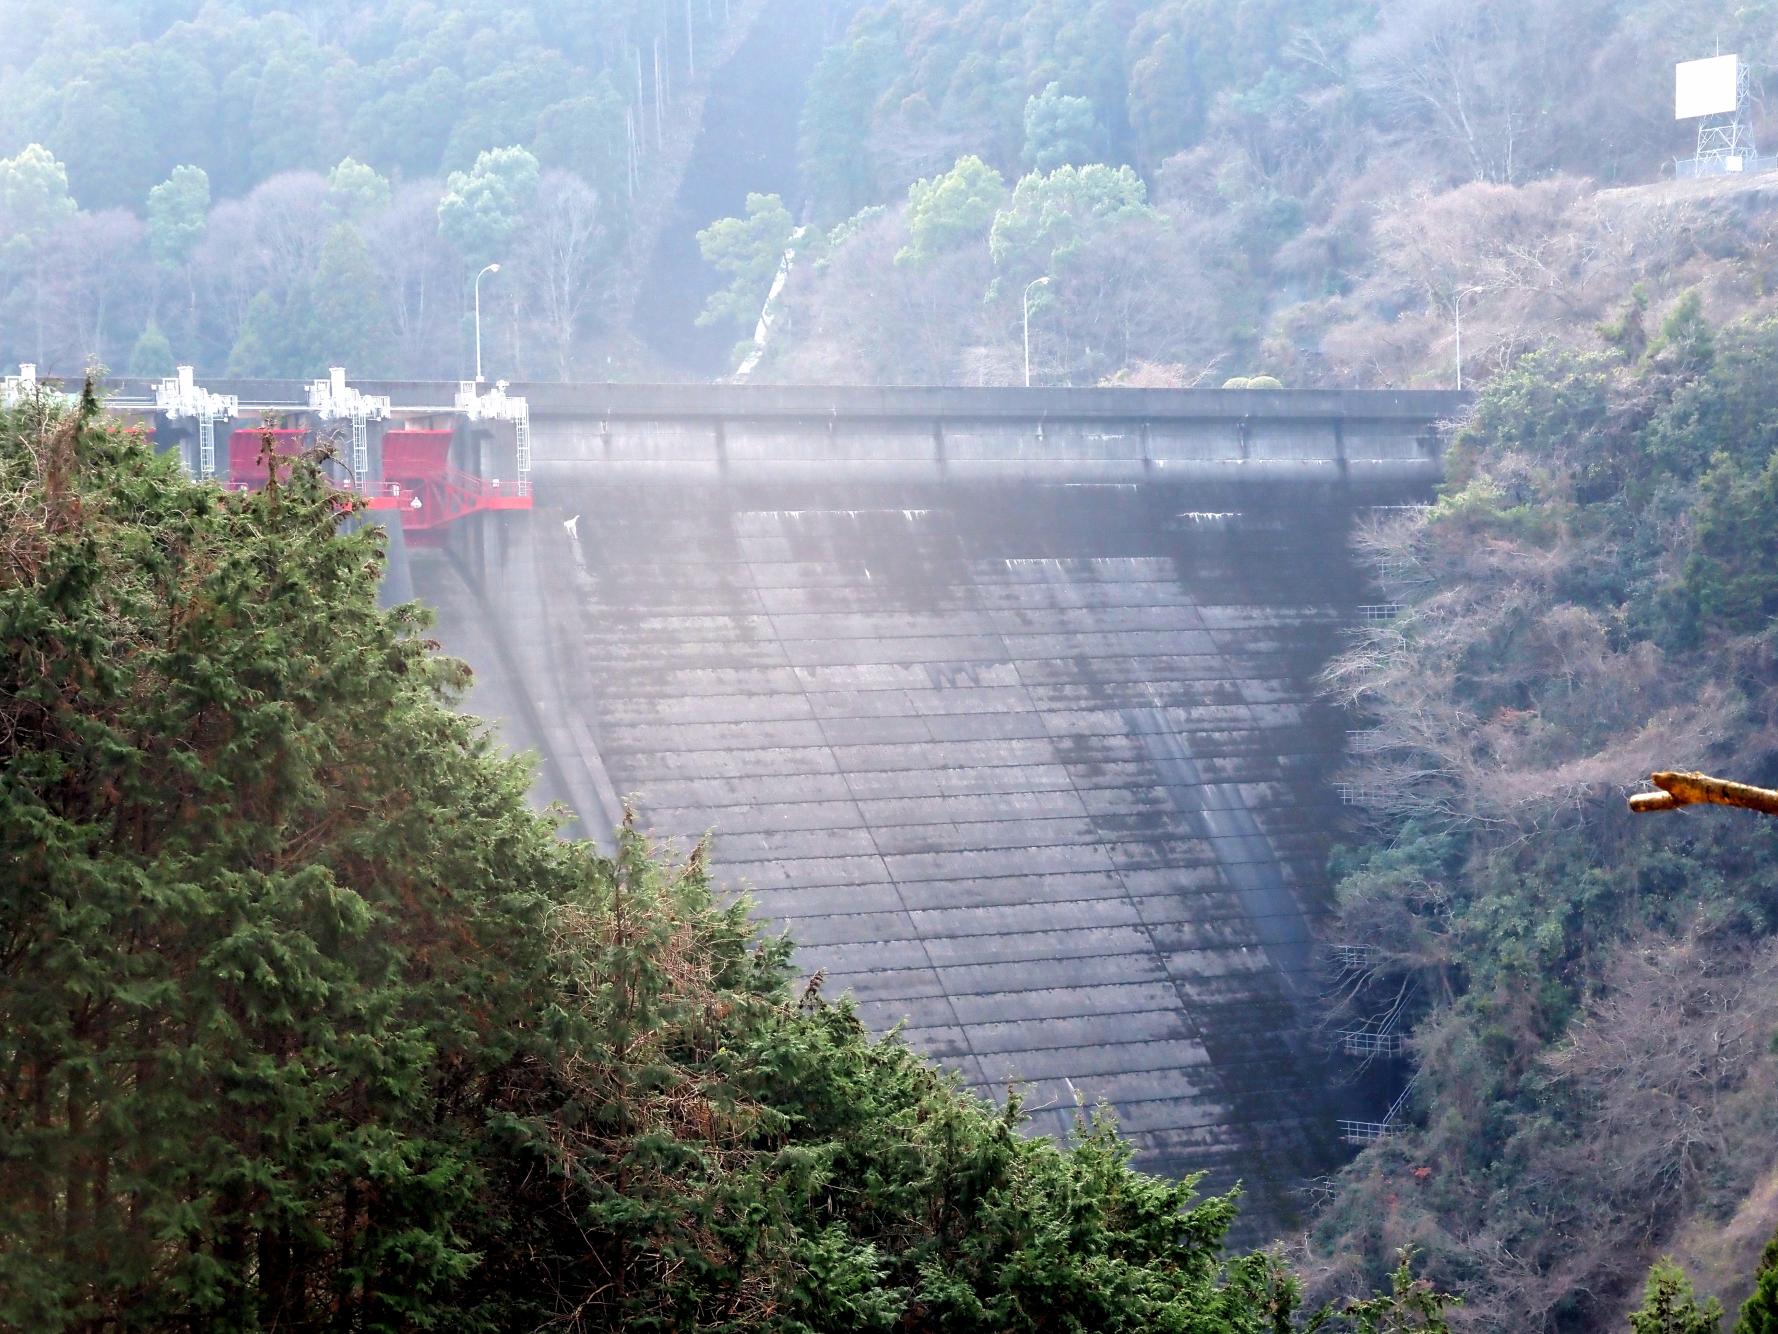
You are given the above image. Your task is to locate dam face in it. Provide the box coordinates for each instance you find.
[418,472,1415,1232]
[112,377,1455,1232]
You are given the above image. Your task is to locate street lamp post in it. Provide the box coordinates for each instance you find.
[1023,275,1051,388]
[474,262,501,384]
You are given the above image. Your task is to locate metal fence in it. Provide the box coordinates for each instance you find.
[1676,154,1778,179]
[1338,1119,1402,1146]
[1338,1029,1406,1058]
[1331,944,1377,971]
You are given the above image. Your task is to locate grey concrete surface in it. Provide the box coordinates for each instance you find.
[418,467,1425,1237]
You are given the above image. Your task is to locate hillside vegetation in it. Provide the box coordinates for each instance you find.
[698,0,1778,386]
[13,1,1778,1327]
[0,0,812,380]
[1306,314,1778,1330]
[10,0,1778,388]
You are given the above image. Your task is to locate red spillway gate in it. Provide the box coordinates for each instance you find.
[227,428,310,484]
[377,429,531,536]
[224,426,530,535]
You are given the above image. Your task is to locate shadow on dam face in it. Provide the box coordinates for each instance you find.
[412,476,1408,1236]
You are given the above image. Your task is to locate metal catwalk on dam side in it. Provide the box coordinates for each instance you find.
[415,472,1422,1235]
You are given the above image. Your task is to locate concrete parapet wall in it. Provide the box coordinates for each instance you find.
[513,385,1463,488]
[102,377,1464,490]
[511,382,1466,425]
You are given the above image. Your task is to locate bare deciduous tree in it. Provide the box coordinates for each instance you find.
[518,171,606,380]
[36,209,148,372]
[1549,932,1778,1221]
[365,181,461,379]
[194,173,331,358]
[1323,496,1736,834]
[1354,0,1611,185]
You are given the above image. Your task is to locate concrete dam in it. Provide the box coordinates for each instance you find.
[115,375,1463,1231]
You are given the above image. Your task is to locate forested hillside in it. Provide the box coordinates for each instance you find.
[1304,315,1778,1330]
[11,0,1778,389]
[0,0,829,380]
[700,0,1778,386]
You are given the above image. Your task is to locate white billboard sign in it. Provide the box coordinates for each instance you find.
[1676,55,1740,120]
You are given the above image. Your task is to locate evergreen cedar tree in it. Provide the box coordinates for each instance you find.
[0,393,1457,1330]
[1629,1260,1721,1334]
[1739,1227,1778,1334]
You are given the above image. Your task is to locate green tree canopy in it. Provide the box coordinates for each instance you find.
[325,156,391,222]
[695,192,796,330]
[437,144,541,268]
[444,54,576,171]
[0,144,78,248]
[1022,82,1101,172]
[533,79,630,204]
[246,49,348,179]
[346,67,463,180]
[126,319,176,378]
[1327,1249,1458,1333]
[48,65,157,210]
[145,165,210,268]
[1737,1226,1778,1334]
[799,23,904,220]
[0,397,562,1325]
[988,162,1157,284]
[898,155,1008,266]
[305,223,394,374]
[1632,1260,1722,1334]
[227,290,296,377]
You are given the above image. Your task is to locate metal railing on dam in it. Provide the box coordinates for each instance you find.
[101,375,1466,1234]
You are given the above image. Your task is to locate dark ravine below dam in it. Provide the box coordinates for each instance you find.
[412,471,1414,1236]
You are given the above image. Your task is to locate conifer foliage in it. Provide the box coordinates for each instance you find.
[0,392,567,1326]
[0,395,1323,1328]
[1737,1228,1778,1334]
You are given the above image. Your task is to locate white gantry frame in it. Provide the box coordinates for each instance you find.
[454,378,532,496]
[308,368,391,493]
[154,366,240,480]
[5,364,81,413]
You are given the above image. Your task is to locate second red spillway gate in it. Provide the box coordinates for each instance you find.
[378,428,531,538]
